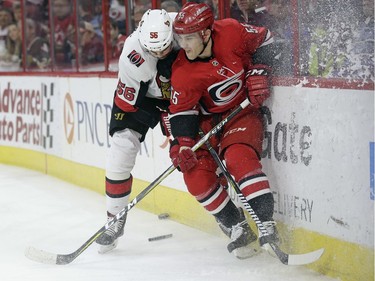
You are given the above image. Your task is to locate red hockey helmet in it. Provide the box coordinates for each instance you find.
[173,2,214,35]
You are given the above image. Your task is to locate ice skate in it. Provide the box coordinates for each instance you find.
[216,207,259,259]
[96,214,127,254]
[227,220,259,259]
[258,221,280,257]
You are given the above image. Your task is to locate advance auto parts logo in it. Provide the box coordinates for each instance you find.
[63,93,74,144]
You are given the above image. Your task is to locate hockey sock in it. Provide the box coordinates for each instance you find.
[248,193,275,222]
[105,176,132,216]
[213,200,242,229]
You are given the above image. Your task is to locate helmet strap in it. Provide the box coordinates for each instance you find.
[197,29,212,58]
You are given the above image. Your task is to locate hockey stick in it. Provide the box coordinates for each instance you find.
[25,99,252,265]
[201,131,324,265]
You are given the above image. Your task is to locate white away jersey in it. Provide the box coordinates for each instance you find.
[115,13,177,112]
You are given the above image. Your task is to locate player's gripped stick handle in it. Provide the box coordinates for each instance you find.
[24,99,251,265]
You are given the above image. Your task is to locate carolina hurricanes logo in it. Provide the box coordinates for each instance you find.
[207,70,244,106]
[127,50,145,67]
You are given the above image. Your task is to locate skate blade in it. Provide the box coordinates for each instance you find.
[98,239,118,254]
[261,243,277,258]
[233,244,261,259]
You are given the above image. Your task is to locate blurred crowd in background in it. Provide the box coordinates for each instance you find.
[0,0,373,82]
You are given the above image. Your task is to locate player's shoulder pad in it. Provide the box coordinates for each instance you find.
[214,18,243,30]
[213,18,245,38]
[211,18,245,44]
[119,31,156,81]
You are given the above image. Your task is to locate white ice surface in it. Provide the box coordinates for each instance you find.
[0,164,338,281]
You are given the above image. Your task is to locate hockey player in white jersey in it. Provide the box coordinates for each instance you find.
[96,9,178,254]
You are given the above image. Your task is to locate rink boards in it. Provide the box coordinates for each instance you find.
[0,76,373,281]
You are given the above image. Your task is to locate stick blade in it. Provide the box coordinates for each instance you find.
[25,246,58,265]
[287,248,325,265]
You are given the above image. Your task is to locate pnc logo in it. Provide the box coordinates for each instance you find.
[63,93,74,144]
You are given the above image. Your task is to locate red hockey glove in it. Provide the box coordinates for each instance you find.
[169,137,197,173]
[246,64,271,108]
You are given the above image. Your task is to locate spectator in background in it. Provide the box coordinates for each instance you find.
[132,1,151,29]
[0,21,21,70]
[0,8,13,56]
[230,0,268,26]
[161,0,180,12]
[25,0,44,21]
[79,0,103,38]
[25,0,48,35]
[203,0,219,19]
[93,0,103,31]
[79,0,93,22]
[25,18,50,69]
[0,0,13,9]
[4,22,21,63]
[52,0,76,68]
[79,21,104,65]
[109,19,126,59]
[11,1,22,30]
[109,0,126,34]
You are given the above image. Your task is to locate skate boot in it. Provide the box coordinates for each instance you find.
[96,213,127,254]
[215,206,259,259]
[227,208,259,259]
[227,220,259,259]
[258,221,280,256]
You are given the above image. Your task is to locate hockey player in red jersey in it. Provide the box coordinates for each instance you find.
[168,2,280,259]
[95,9,179,254]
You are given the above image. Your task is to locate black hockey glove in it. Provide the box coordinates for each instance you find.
[130,98,170,129]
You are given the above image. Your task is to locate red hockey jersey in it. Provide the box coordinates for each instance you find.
[169,18,272,116]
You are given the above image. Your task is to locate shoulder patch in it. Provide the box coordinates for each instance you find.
[127,50,145,67]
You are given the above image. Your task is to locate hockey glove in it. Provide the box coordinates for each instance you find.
[129,107,159,128]
[246,64,271,108]
[130,98,170,129]
[169,137,197,173]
